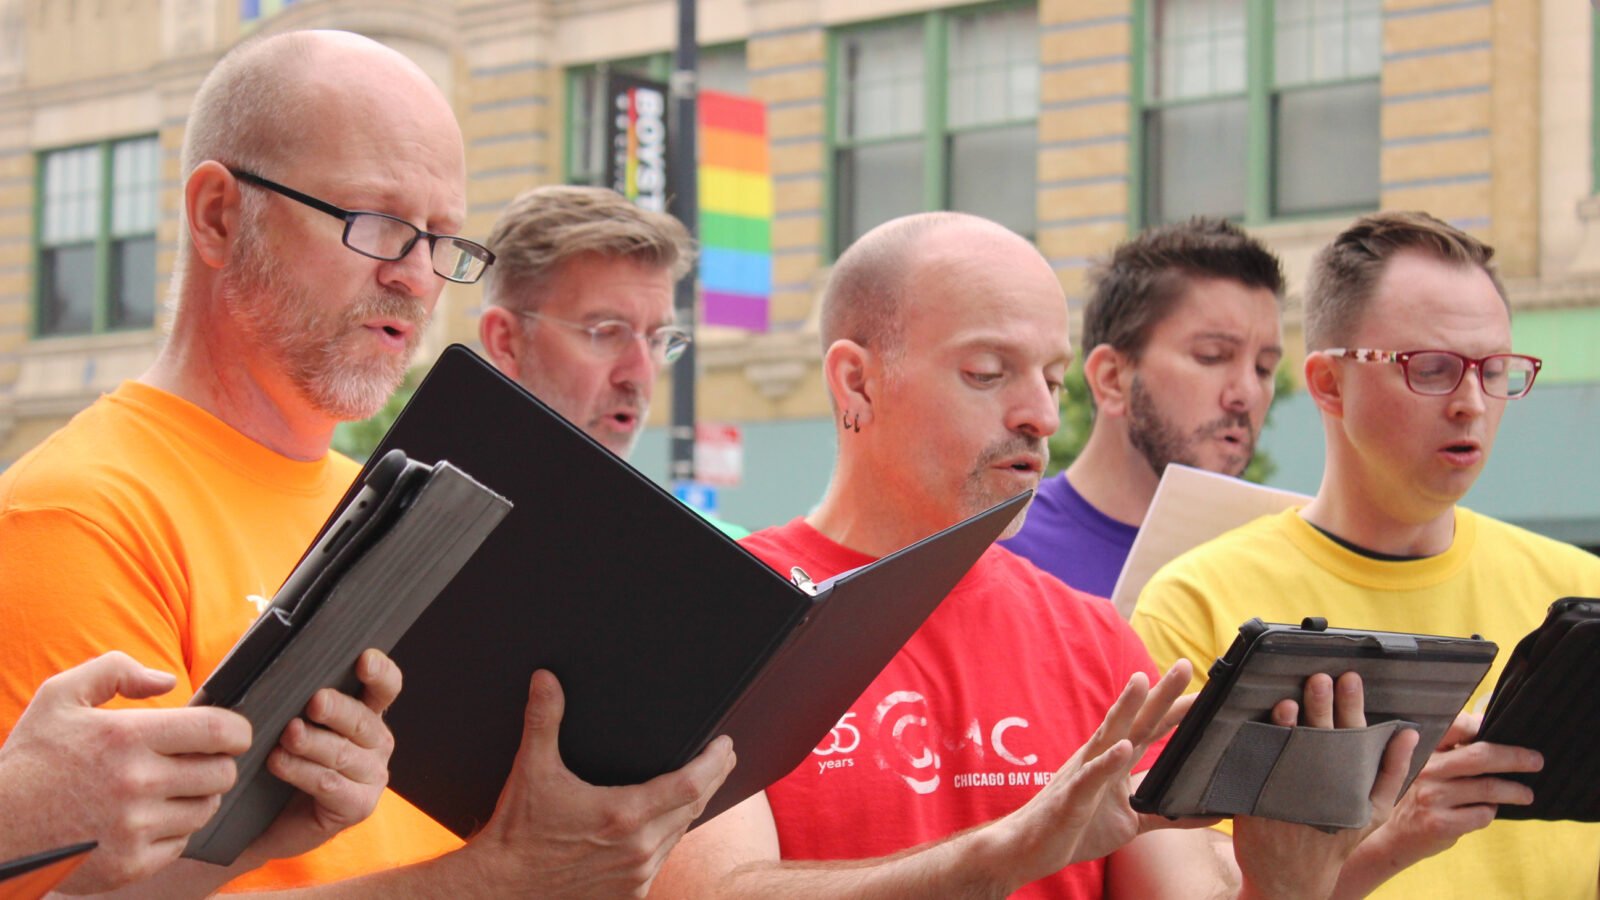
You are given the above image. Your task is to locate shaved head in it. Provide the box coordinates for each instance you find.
[821,212,1012,359]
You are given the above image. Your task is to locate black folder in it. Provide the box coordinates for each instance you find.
[357,344,1027,836]
[0,841,94,885]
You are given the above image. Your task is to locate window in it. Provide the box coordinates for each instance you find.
[565,46,750,186]
[1137,0,1378,226]
[832,3,1039,254]
[36,136,160,336]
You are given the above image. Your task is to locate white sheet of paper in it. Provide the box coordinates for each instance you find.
[1111,464,1310,620]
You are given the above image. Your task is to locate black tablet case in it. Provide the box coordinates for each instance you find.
[363,344,1026,836]
[0,841,94,884]
[1132,617,1496,829]
[1480,596,1600,821]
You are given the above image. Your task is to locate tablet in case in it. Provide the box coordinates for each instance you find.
[182,451,512,864]
[361,345,1028,836]
[1131,617,1496,830]
[1480,596,1600,821]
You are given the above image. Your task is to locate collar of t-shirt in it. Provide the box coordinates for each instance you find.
[1306,521,1433,563]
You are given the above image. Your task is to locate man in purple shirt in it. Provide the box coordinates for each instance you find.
[1004,219,1285,597]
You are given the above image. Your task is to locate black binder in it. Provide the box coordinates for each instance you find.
[1479,596,1600,821]
[359,345,1027,836]
[0,841,94,885]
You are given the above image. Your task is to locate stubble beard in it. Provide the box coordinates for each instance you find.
[220,222,427,422]
[960,434,1048,538]
[1126,374,1256,479]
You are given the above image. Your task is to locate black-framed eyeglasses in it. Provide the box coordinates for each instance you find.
[1324,348,1543,400]
[513,310,692,365]
[229,168,494,284]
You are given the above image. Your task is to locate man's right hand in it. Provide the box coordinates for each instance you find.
[0,651,251,893]
[454,669,736,898]
[1349,712,1541,874]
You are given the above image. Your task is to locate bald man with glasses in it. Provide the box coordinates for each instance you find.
[1131,211,1600,899]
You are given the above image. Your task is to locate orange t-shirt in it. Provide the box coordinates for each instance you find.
[0,381,462,892]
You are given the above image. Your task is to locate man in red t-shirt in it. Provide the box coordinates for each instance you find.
[651,212,1419,899]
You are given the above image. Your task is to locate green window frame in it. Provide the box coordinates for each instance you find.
[563,45,749,186]
[33,135,161,337]
[1131,0,1380,229]
[827,1,1039,258]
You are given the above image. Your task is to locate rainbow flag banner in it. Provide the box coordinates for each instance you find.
[698,91,772,332]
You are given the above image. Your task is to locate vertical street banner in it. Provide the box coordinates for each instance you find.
[697,91,773,332]
[603,73,670,213]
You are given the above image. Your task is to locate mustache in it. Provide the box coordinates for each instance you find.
[1195,411,1254,441]
[351,288,428,328]
[973,435,1049,470]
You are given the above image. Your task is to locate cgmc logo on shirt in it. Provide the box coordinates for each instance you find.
[810,690,1051,795]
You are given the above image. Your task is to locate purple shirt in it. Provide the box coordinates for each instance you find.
[1001,473,1140,598]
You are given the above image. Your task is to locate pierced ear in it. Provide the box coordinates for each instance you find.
[823,339,875,428]
[479,306,523,381]
[1303,351,1344,419]
[1082,343,1132,417]
[184,161,240,270]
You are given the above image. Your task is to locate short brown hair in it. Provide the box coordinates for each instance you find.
[1305,211,1507,350]
[1082,217,1284,361]
[483,185,694,312]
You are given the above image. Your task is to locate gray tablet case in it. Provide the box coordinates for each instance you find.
[358,345,1027,837]
[1132,617,1496,830]
[1480,596,1600,821]
[182,452,512,865]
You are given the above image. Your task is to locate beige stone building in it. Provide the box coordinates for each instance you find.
[0,0,1596,541]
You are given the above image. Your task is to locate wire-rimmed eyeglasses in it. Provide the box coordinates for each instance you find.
[1324,348,1543,400]
[514,310,692,365]
[229,169,495,284]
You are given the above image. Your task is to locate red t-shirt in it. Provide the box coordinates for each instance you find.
[742,519,1164,899]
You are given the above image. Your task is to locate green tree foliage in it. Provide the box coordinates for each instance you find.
[1045,364,1295,484]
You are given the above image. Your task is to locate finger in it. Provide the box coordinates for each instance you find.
[1151,692,1199,742]
[1083,672,1151,761]
[43,651,178,708]
[1369,727,1420,808]
[1301,673,1334,728]
[1438,712,1481,750]
[1129,660,1193,747]
[634,735,737,821]
[516,669,567,774]
[141,793,228,841]
[1333,671,1366,729]
[1042,739,1133,825]
[142,752,242,800]
[1271,699,1298,727]
[355,649,403,715]
[305,686,393,753]
[1425,741,1544,780]
[265,746,377,828]
[278,716,387,786]
[135,706,252,756]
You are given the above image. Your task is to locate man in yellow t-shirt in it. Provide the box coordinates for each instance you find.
[0,29,731,898]
[1133,211,1600,898]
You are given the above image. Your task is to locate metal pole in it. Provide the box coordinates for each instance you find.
[668,0,698,485]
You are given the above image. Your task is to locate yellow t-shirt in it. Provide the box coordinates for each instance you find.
[0,382,462,892]
[1132,506,1600,899]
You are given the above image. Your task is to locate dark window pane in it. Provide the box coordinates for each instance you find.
[40,244,96,336]
[1274,81,1379,216]
[1144,97,1247,224]
[110,235,156,329]
[949,124,1037,236]
[834,140,923,253]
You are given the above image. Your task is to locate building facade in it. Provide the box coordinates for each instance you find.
[0,0,1595,543]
